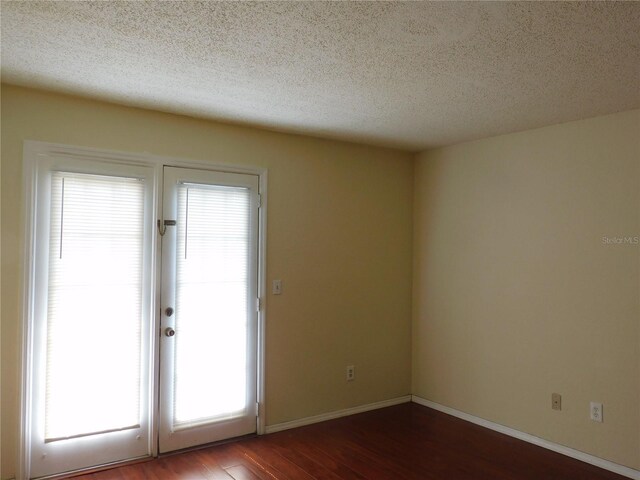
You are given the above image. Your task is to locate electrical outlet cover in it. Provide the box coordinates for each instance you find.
[346,365,355,381]
[590,402,603,422]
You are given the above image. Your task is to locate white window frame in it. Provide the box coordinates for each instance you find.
[19,140,268,480]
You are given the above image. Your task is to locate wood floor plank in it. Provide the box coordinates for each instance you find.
[111,464,149,480]
[68,403,630,480]
[237,437,317,480]
[189,450,235,479]
[257,436,346,480]
[196,442,277,480]
[340,410,516,479]
[164,452,214,480]
[223,465,267,480]
[201,444,247,470]
[267,433,367,480]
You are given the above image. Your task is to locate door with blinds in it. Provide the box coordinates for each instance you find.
[28,160,156,478]
[25,147,261,478]
[158,167,259,452]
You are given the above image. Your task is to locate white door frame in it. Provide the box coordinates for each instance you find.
[19,140,267,480]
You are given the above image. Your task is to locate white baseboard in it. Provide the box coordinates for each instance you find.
[264,395,412,434]
[412,395,640,480]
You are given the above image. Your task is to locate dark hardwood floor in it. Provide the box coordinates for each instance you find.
[74,403,628,480]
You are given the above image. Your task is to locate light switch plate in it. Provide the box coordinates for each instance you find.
[272,279,282,295]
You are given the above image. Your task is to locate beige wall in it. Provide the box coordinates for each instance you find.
[0,84,414,479]
[413,110,640,469]
[2,83,637,478]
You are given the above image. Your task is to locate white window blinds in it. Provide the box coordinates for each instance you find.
[173,183,251,427]
[45,172,145,441]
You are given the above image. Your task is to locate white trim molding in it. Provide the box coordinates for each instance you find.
[411,396,640,480]
[264,395,412,434]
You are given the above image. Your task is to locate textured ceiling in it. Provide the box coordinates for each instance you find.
[1,1,639,151]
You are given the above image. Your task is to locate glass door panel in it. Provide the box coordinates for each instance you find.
[158,167,259,452]
[29,163,154,479]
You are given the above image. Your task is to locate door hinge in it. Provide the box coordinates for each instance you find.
[257,194,262,208]
[255,402,260,417]
[256,297,262,312]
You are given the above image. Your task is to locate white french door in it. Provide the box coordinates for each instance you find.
[158,167,259,452]
[24,145,262,479]
[28,158,156,479]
